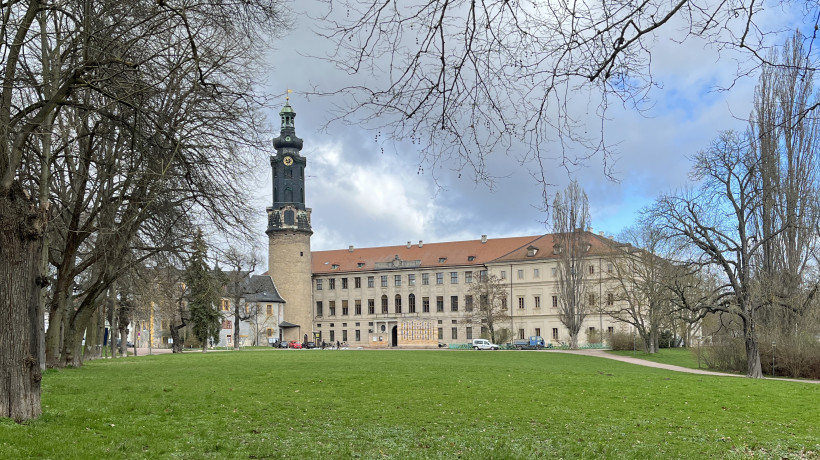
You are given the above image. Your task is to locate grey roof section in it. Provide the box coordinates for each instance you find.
[243,274,286,303]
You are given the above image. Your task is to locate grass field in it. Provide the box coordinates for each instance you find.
[1,349,817,459]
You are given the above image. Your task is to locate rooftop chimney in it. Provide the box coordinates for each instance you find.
[419,240,423,248]
[407,241,412,248]
[348,245,354,252]
[481,235,487,243]
[599,231,605,236]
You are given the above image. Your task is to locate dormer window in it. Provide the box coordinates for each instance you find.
[357,262,365,268]
[467,256,476,262]
[439,257,447,263]
[526,246,538,257]
[331,264,340,270]
[553,245,563,255]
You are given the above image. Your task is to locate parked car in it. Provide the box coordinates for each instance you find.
[472,338,499,350]
[276,340,289,348]
[288,341,302,349]
[303,341,316,349]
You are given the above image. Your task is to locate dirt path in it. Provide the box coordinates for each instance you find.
[550,348,820,384]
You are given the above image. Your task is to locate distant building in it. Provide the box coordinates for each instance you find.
[264,103,632,348]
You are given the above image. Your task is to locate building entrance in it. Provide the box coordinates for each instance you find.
[391,326,398,347]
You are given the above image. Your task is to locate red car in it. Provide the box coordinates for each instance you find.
[288,341,302,349]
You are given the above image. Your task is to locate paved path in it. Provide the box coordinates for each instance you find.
[550,348,820,384]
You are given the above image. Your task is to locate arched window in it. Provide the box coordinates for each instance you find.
[381,295,388,314]
[394,295,402,314]
[408,294,416,313]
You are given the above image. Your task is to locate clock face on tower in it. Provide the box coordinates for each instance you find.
[283,156,294,166]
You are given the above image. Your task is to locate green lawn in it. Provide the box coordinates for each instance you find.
[1,350,817,459]
[607,348,707,370]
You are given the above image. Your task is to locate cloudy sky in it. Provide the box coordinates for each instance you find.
[246,1,803,257]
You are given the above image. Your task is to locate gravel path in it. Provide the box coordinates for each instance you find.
[550,348,820,384]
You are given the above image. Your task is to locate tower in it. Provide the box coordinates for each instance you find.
[267,101,313,343]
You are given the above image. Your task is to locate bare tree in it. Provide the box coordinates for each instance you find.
[314,1,813,187]
[651,131,768,377]
[221,246,260,350]
[552,181,591,349]
[0,0,287,421]
[605,222,674,353]
[467,273,509,344]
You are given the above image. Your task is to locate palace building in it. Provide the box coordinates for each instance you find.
[262,102,629,349]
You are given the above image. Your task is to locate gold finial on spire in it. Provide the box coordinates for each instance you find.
[286,89,292,103]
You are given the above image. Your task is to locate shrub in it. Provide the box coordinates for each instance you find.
[607,331,636,351]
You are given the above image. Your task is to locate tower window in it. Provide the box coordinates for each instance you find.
[284,210,294,225]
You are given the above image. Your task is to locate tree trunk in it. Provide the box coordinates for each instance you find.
[745,336,763,378]
[0,183,46,422]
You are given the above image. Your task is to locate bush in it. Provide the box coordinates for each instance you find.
[701,336,747,373]
[607,331,636,351]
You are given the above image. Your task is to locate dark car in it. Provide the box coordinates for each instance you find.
[303,341,316,349]
[275,340,289,348]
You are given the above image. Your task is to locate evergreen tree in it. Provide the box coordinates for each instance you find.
[185,229,222,352]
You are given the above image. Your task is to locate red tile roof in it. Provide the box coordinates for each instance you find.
[312,236,542,274]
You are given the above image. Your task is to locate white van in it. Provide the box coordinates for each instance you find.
[472,338,499,350]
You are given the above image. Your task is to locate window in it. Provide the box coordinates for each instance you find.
[518,297,525,309]
[343,330,348,342]
[534,296,541,308]
[588,293,595,306]
[479,270,488,281]
[552,296,558,308]
[355,330,361,341]
[466,327,473,340]
[357,263,365,268]
[381,295,388,314]
[316,279,323,290]
[367,276,374,288]
[451,327,458,340]
[439,257,447,263]
[394,274,402,287]
[381,275,388,287]
[342,278,348,289]
[465,295,473,312]
[607,263,614,274]
[607,293,614,306]
[436,272,444,284]
[395,295,402,313]
[451,296,459,312]
[500,270,507,279]
[331,264,339,270]
[589,265,595,275]
[451,272,458,284]
[422,273,430,285]
[533,268,540,278]
[552,328,559,340]
[329,301,336,316]
[501,297,507,309]
[436,296,444,312]
[551,267,557,276]
[518,328,525,340]
[266,328,273,337]
[517,269,524,279]
[355,300,362,315]
[465,271,473,283]
[468,255,476,261]
[355,277,361,288]
[221,299,229,311]
[266,304,273,315]
[408,294,416,313]
[438,328,443,340]
[329,278,336,290]
[409,274,416,286]
[342,300,349,316]
[535,327,541,337]
[316,301,323,317]
[608,326,614,335]
[422,297,430,313]
[330,330,335,342]
[368,299,375,315]
[589,326,596,334]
